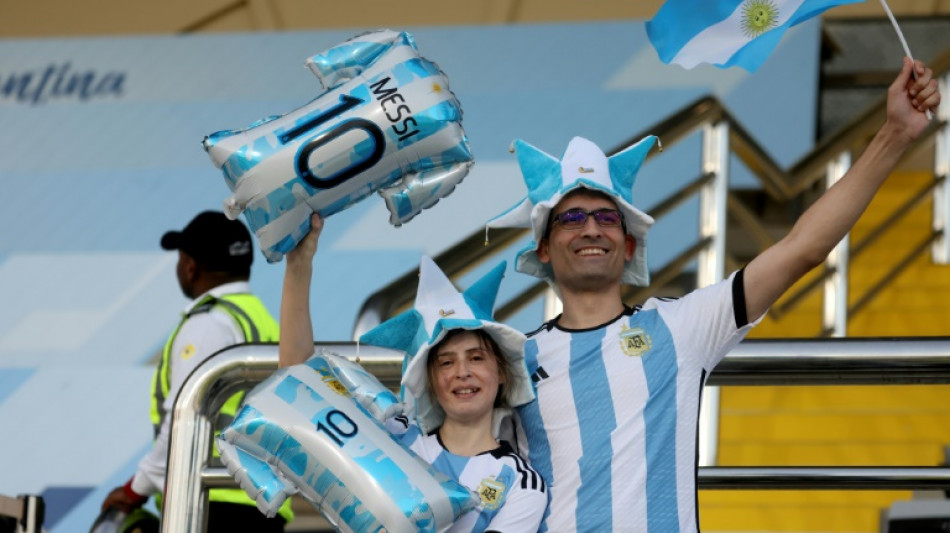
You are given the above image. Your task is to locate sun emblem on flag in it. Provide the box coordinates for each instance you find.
[741,0,779,38]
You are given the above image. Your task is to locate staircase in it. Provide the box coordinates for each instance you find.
[703,170,950,532]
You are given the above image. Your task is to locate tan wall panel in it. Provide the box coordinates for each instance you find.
[512,0,662,22]
[5,0,946,39]
[0,0,238,37]
[185,4,260,33]
[266,0,525,29]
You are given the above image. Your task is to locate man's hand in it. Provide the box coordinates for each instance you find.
[886,57,941,144]
[101,480,148,513]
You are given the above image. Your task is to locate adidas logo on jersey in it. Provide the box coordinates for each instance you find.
[531,366,549,383]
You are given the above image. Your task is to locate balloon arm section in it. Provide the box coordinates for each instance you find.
[216,439,297,518]
[380,161,472,227]
[318,348,406,422]
[305,30,417,90]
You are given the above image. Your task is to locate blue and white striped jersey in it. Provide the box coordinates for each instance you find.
[389,419,548,533]
[514,271,757,532]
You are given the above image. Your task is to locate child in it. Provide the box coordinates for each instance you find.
[279,214,547,532]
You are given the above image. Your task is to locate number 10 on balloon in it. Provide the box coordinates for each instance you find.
[315,409,359,447]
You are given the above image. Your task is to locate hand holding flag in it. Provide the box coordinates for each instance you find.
[886,57,940,138]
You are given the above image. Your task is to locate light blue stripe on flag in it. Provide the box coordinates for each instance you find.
[646,0,863,72]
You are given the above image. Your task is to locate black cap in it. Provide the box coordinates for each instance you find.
[160,211,253,272]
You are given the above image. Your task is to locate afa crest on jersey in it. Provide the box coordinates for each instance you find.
[619,325,652,357]
[477,477,507,510]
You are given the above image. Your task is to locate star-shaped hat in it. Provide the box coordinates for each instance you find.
[359,256,533,434]
[488,135,658,288]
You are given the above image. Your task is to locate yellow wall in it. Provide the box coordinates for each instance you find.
[703,171,950,532]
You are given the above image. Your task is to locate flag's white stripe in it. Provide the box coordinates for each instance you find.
[671,0,807,68]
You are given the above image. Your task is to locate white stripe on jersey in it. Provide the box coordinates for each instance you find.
[530,329,584,533]
[601,321,650,532]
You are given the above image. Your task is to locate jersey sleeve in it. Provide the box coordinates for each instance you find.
[647,269,761,371]
[131,311,244,495]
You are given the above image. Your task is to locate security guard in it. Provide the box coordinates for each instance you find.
[101,211,293,531]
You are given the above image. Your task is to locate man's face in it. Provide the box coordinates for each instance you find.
[537,191,635,294]
[175,251,197,299]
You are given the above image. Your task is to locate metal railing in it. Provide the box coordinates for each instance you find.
[0,494,43,533]
[163,338,950,532]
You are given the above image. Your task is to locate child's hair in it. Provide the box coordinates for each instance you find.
[426,328,513,410]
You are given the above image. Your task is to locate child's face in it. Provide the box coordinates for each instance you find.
[429,331,504,427]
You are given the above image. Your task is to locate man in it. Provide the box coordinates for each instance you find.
[101,211,293,531]
[487,58,940,531]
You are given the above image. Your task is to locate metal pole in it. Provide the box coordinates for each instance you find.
[824,151,852,337]
[697,120,730,467]
[698,466,950,490]
[933,71,950,263]
[164,338,950,531]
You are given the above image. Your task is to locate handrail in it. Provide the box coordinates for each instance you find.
[163,337,950,532]
[162,342,403,533]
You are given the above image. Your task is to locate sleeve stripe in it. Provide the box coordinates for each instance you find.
[506,451,546,493]
[732,268,749,328]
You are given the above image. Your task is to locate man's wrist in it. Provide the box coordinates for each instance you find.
[123,479,149,506]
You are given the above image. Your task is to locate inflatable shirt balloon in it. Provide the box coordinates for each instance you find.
[203,29,473,262]
[320,348,404,422]
[217,353,477,531]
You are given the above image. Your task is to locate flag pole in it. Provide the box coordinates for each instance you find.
[879,0,933,119]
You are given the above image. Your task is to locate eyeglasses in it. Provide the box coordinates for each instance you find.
[550,208,624,230]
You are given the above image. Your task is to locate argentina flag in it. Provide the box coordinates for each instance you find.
[646,0,863,72]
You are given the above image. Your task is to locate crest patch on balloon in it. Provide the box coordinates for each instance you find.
[203,30,474,262]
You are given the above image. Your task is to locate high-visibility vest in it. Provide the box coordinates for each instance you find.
[149,292,294,522]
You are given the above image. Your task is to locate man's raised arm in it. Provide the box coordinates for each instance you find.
[743,57,941,322]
